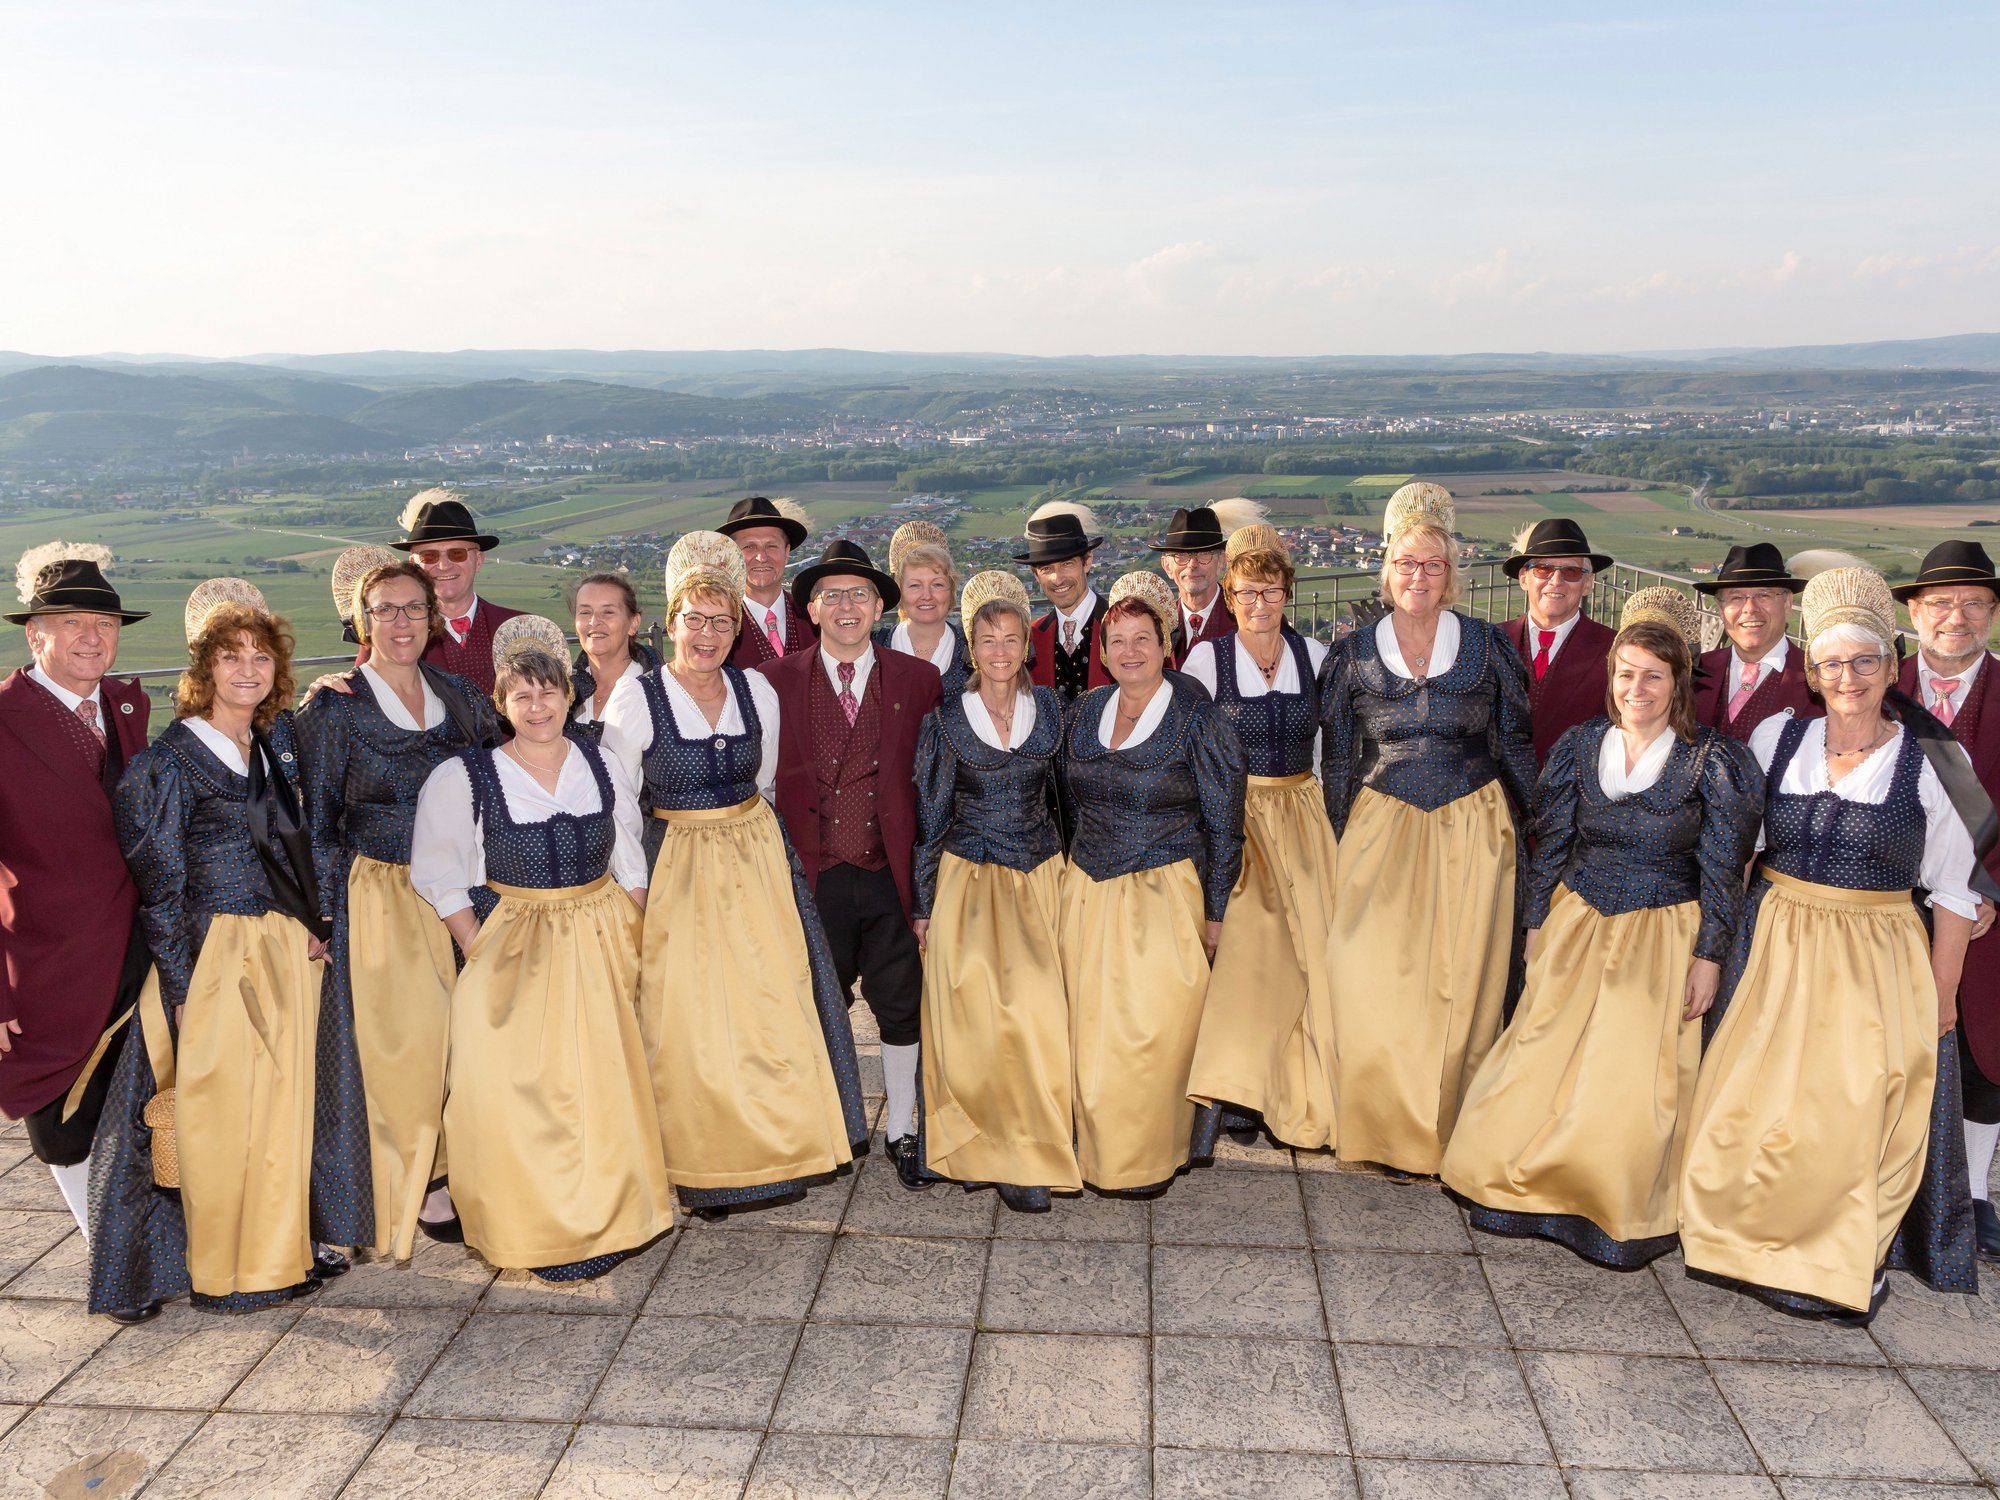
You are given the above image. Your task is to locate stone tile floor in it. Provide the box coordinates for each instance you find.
[6,1098,2000,1497]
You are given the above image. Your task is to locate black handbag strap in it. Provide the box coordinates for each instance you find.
[246,729,333,941]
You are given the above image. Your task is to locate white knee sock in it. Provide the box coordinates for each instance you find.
[48,1159,91,1241]
[882,1043,920,1142]
[1966,1120,2000,1202]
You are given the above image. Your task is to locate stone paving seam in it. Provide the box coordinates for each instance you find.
[1469,1233,1604,1485]
[1883,1350,1993,1491]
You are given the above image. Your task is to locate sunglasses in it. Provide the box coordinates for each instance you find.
[413,546,476,565]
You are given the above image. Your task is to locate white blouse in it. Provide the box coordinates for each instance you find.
[1596,725,1677,799]
[1747,716,1980,920]
[1097,678,1174,751]
[185,716,249,775]
[1181,633,1329,779]
[890,622,957,676]
[359,662,444,731]
[964,688,1036,751]
[596,667,783,859]
[1376,610,1461,679]
[409,743,649,920]
[572,659,644,727]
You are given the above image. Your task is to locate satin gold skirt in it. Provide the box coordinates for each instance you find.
[640,797,854,1190]
[1442,887,1702,1241]
[444,875,672,1269]
[922,853,1080,1191]
[348,855,457,1260]
[178,911,322,1299]
[1680,870,1938,1312]
[1188,772,1341,1148]
[1061,858,1210,1192]
[1325,782,1516,1175]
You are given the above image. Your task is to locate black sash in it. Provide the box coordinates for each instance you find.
[246,729,333,941]
[1891,687,2000,905]
[419,662,492,750]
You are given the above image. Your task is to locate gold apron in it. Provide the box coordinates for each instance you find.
[176,911,322,1299]
[922,852,1080,1190]
[1679,870,1938,1312]
[1061,858,1210,1191]
[1442,886,1702,1240]
[346,854,457,1259]
[1188,772,1341,1148]
[640,797,854,1189]
[1325,781,1516,1174]
[443,874,672,1268]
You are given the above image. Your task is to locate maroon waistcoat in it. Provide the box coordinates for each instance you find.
[809,661,887,872]
[731,597,818,671]
[1504,612,1616,768]
[1694,644,1821,743]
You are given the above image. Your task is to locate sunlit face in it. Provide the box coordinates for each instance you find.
[1518,556,1591,628]
[1032,554,1091,612]
[1228,572,1289,634]
[1911,586,1997,667]
[671,590,736,675]
[1161,549,1222,609]
[25,611,120,697]
[1611,643,1674,733]
[971,612,1026,685]
[1808,633,1892,717]
[807,575,884,651]
[209,632,276,716]
[575,582,640,665]
[1385,542,1450,617]
[733,526,791,602]
[410,542,484,613]
[900,566,951,626]
[362,576,431,668]
[1104,611,1166,688]
[1717,587,1790,660]
[503,677,568,744]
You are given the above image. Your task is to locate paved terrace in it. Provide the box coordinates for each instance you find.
[4,1032,2000,1500]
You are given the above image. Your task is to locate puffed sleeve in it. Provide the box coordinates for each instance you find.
[1190,696,1249,922]
[113,746,198,1012]
[1523,726,1584,929]
[409,757,482,920]
[1486,622,1538,822]
[596,673,653,858]
[607,766,649,892]
[1317,638,1358,837]
[1180,641,1219,699]
[746,669,782,805]
[1692,732,1765,963]
[1918,747,1982,921]
[293,686,353,924]
[912,708,956,919]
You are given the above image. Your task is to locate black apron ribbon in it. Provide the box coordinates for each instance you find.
[1891,687,2000,906]
[246,728,334,942]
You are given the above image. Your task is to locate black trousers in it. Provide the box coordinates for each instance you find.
[21,921,150,1167]
[1963,1022,2000,1126]
[815,862,922,1047]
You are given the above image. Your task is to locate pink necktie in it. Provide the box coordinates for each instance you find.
[75,698,105,746]
[764,609,784,657]
[1726,660,1760,722]
[1933,678,1962,727]
[1062,619,1077,653]
[1532,629,1556,683]
[837,661,858,726]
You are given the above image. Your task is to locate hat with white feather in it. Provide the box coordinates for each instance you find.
[717,495,811,549]
[392,488,500,552]
[6,541,148,624]
[1015,500,1105,565]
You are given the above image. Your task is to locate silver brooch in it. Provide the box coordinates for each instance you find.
[713,738,726,750]
[281,751,295,763]
[119,701,134,714]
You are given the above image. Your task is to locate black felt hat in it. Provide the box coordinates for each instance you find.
[391,497,500,552]
[717,495,809,549]
[4,558,149,624]
[1148,506,1228,554]
[1890,539,2000,602]
[1502,518,1613,578]
[790,538,900,617]
[1013,506,1105,565]
[1693,542,1806,596]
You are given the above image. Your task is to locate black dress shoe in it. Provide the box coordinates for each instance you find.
[310,1248,350,1281]
[104,1301,161,1325]
[1825,1276,1891,1328]
[1225,1125,1262,1147]
[1975,1200,2000,1264]
[1381,1166,1426,1184]
[692,1205,729,1223]
[885,1135,931,1191]
[287,1275,325,1301]
[416,1215,464,1245]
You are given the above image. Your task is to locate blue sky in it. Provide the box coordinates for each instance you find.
[3,1,1996,357]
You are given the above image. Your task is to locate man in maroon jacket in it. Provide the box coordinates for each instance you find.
[721,496,818,669]
[383,492,522,695]
[1151,506,1235,668]
[757,539,942,1189]
[1894,539,2000,1259]
[0,550,153,1260]
[1498,519,1617,767]
[1692,543,1819,740]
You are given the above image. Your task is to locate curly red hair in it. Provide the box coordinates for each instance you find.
[175,603,296,731]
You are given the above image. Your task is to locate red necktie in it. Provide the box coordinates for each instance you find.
[447,614,472,641]
[837,661,859,725]
[765,609,784,657]
[1188,612,1203,640]
[1531,629,1556,682]
[1933,678,1962,727]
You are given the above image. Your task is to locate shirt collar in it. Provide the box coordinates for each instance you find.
[1921,652,1984,696]
[1527,610,1583,652]
[27,665,99,715]
[1734,636,1789,675]
[821,644,875,695]
[443,597,479,640]
[1055,589,1099,631]
[753,593,787,629]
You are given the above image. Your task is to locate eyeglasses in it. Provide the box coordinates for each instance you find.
[1231,586,1289,606]
[1812,653,1886,679]
[1525,562,1591,582]
[365,602,431,623]
[412,546,476,565]
[813,586,879,607]
[1719,591,1788,612]
[678,611,737,637]
[1390,558,1448,578]
[1914,596,1996,620]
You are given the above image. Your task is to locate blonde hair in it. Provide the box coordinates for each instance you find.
[1379,523,1464,609]
[896,543,961,621]
[964,597,1034,697]
[668,569,743,630]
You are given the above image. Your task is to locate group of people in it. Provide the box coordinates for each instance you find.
[2,478,1995,1333]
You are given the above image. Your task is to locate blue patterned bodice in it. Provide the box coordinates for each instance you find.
[1761,717,1927,892]
[911,686,1065,915]
[462,736,617,889]
[639,666,762,811]
[1211,629,1319,778]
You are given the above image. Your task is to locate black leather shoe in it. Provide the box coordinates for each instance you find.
[310,1248,350,1281]
[104,1301,161,1325]
[287,1275,324,1301]
[692,1206,728,1223]
[1975,1200,2000,1263]
[1381,1166,1426,1184]
[416,1215,464,1245]
[1225,1125,1262,1147]
[885,1135,931,1192]
[1825,1277,1891,1328]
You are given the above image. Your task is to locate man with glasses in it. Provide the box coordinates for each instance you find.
[1693,543,1819,742]
[1894,539,2000,1261]
[376,490,521,695]
[719,496,818,669]
[1149,505,1234,667]
[757,540,943,1189]
[1499,519,1616,767]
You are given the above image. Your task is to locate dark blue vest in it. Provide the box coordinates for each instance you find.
[1211,629,1318,778]
[462,736,617,889]
[638,666,763,812]
[1762,717,1926,892]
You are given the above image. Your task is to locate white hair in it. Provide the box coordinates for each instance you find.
[1808,620,1894,660]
